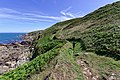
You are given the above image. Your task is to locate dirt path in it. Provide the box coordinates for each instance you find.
[77,58,99,80]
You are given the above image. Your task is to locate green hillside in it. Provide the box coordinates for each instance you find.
[0,1,120,80]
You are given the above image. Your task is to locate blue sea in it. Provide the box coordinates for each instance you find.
[0,33,26,44]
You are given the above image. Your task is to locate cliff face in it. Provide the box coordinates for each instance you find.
[0,1,120,80]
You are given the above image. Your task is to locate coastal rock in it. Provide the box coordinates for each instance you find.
[0,33,34,74]
[20,41,31,45]
[0,66,5,74]
[0,46,7,50]
[3,66,9,71]
[6,61,16,68]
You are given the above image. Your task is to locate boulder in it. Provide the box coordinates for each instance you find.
[3,66,9,71]
[20,41,31,45]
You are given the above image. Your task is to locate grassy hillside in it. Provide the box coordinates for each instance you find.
[0,1,120,80]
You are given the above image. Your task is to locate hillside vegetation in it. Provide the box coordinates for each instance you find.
[0,1,120,80]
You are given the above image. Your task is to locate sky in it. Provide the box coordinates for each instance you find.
[0,0,119,32]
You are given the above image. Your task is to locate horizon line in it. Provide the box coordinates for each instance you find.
[0,32,29,33]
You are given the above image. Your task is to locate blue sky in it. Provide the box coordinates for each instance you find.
[0,0,119,32]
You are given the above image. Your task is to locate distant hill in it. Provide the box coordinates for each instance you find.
[0,1,120,80]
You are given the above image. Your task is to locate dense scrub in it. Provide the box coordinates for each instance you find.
[54,1,120,58]
[27,42,84,80]
[77,52,120,79]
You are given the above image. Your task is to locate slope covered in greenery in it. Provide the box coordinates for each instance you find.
[0,1,120,80]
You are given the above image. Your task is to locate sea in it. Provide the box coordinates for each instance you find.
[0,33,26,44]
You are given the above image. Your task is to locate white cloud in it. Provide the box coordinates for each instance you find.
[60,11,66,16]
[0,8,21,14]
[63,6,72,12]
[0,7,82,23]
[60,6,82,18]
[66,12,75,18]
[60,6,71,16]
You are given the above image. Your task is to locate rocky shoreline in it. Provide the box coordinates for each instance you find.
[0,33,34,74]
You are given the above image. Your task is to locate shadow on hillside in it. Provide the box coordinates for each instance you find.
[67,37,86,50]
[95,50,120,61]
